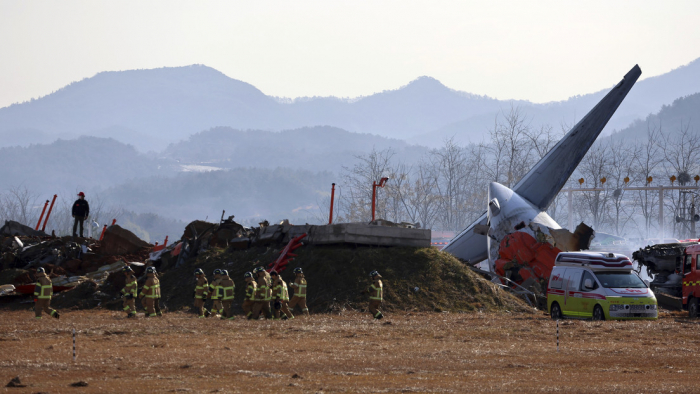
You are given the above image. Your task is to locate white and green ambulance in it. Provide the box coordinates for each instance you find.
[547,252,658,320]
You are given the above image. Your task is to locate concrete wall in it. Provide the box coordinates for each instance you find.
[283,223,431,248]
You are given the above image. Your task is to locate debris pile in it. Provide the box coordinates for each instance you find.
[0,220,152,297]
[1,216,530,314]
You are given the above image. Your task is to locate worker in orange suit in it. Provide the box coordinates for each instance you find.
[242,272,257,319]
[193,268,210,318]
[270,270,293,320]
[208,269,223,317]
[251,267,272,319]
[33,267,59,319]
[288,267,309,316]
[220,270,235,320]
[139,267,160,317]
[364,270,384,319]
[121,266,138,318]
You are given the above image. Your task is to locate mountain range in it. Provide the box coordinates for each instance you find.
[2,59,700,151]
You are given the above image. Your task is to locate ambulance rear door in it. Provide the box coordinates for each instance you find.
[562,268,583,316]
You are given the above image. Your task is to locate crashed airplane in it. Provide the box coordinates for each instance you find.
[443,65,642,293]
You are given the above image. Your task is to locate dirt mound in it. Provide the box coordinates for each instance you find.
[158,245,531,314]
[0,220,46,237]
[98,225,152,255]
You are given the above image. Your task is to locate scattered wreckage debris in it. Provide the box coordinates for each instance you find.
[5,376,26,388]
[1,214,467,314]
[0,223,152,301]
[0,220,47,237]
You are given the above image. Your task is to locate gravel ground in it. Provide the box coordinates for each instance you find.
[0,309,698,393]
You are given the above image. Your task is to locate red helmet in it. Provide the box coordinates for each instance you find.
[77,192,85,197]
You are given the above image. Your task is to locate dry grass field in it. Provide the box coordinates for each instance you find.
[1,309,699,393]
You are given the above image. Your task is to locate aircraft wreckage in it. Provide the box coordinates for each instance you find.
[444,65,642,298]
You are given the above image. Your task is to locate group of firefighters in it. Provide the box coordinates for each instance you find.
[190,266,310,320]
[33,264,384,320]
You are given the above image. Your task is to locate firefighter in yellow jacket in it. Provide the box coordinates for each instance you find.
[220,270,236,320]
[251,267,272,319]
[194,268,210,318]
[365,270,384,319]
[242,272,257,319]
[33,267,59,319]
[208,269,223,317]
[121,266,138,318]
[288,267,309,316]
[139,267,161,317]
[270,270,293,320]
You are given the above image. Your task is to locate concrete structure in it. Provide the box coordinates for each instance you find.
[258,223,431,248]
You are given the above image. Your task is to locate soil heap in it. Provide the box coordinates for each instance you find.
[157,244,530,314]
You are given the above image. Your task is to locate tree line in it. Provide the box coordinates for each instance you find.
[327,106,700,240]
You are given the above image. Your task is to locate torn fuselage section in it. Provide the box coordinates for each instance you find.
[486,182,595,301]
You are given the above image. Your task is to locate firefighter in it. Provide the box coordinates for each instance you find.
[365,270,384,319]
[270,270,293,320]
[251,267,272,319]
[242,272,257,319]
[33,267,59,319]
[121,266,138,318]
[288,267,309,316]
[194,268,210,318]
[208,269,223,317]
[220,270,235,320]
[139,267,160,317]
[154,268,163,317]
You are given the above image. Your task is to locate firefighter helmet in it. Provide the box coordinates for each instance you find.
[221,269,229,276]
[370,270,381,278]
[36,267,46,274]
[213,269,221,275]
[244,271,253,278]
[194,268,204,276]
[293,267,303,274]
[122,266,133,273]
[146,267,156,274]
[270,270,278,276]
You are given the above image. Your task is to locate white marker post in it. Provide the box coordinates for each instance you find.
[72,328,76,362]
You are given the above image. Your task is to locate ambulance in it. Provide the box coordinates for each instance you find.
[547,251,658,320]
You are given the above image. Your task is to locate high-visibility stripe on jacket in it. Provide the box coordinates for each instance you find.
[273,281,290,301]
[35,282,52,299]
[195,277,209,299]
[221,278,235,300]
[291,278,307,298]
[245,282,257,300]
[209,278,222,300]
[141,276,160,298]
[369,280,383,301]
[122,276,137,297]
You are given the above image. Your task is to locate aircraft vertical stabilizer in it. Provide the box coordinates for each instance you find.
[443,65,641,264]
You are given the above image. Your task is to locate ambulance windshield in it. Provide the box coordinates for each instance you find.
[594,272,647,288]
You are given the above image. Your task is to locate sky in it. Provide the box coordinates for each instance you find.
[1,1,700,108]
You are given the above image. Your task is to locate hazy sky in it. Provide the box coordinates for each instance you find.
[1,1,699,108]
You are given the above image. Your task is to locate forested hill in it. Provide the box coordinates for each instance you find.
[3,59,700,151]
[611,92,700,140]
[162,126,427,172]
[0,137,171,192]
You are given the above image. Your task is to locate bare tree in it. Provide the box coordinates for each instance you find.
[662,122,700,238]
[576,141,611,229]
[339,148,395,222]
[631,123,664,238]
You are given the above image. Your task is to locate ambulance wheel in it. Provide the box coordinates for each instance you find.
[689,298,699,318]
[592,305,605,321]
[550,302,562,320]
